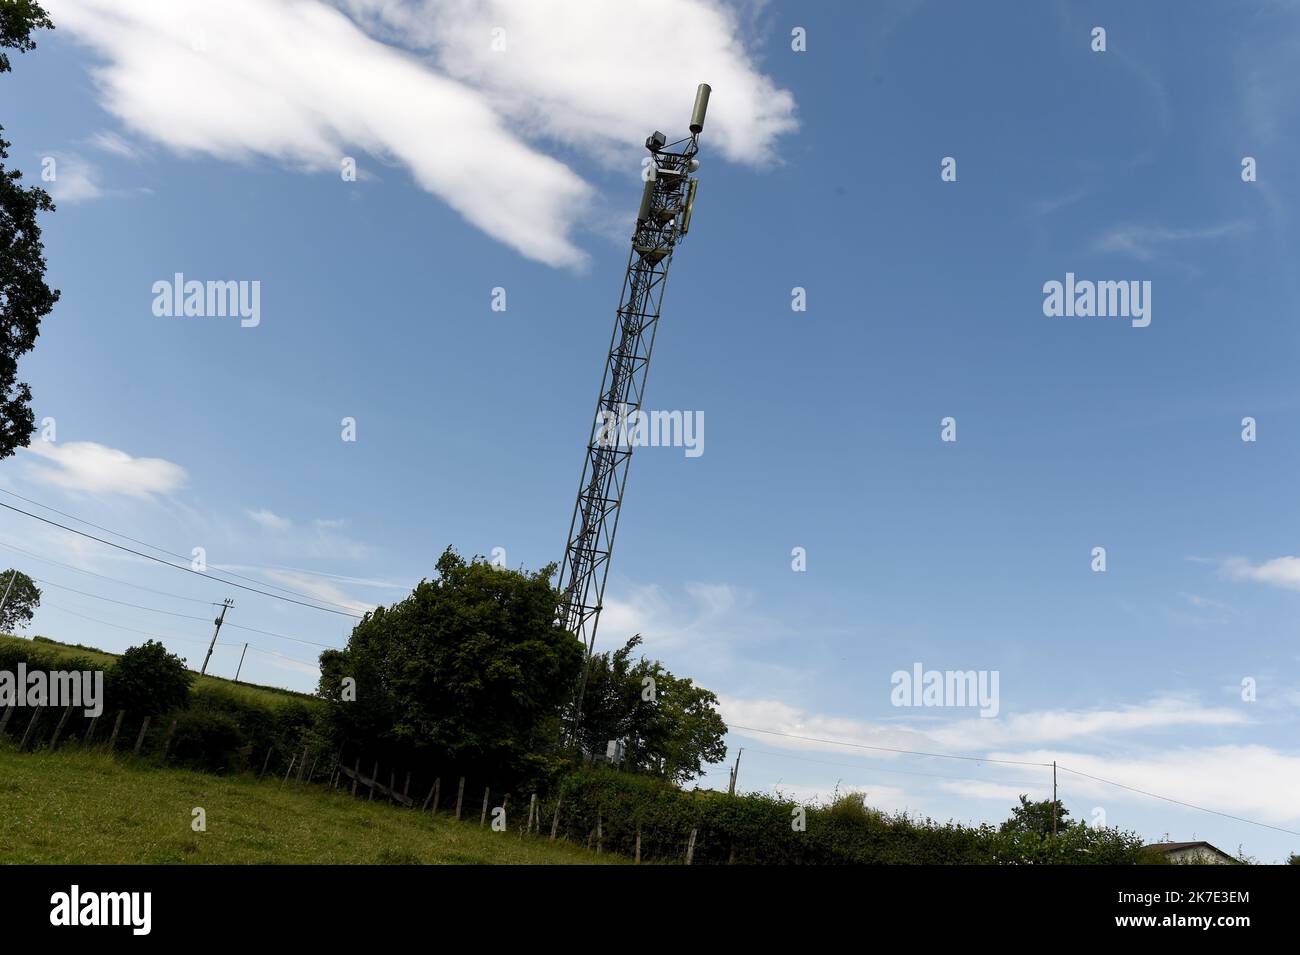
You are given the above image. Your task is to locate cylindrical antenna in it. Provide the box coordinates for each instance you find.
[690,83,711,134]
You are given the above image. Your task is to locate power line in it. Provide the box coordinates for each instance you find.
[42,601,209,645]
[0,489,367,615]
[1057,764,1300,838]
[31,577,215,623]
[0,537,216,605]
[0,500,364,619]
[39,602,320,669]
[27,573,342,650]
[742,745,1049,789]
[726,724,1053,767]
[728,724,1300,838]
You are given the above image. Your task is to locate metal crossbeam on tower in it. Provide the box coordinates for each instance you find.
[557,84,712,737]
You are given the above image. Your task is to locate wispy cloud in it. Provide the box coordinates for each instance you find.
[88,129,143,158]
[1092,221,1252,261]
[1220,555,1300,592]
[41,151,104,203]
[247,508,292,531]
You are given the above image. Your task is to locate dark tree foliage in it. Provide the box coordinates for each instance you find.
[319,547,584,782]
[0,0,58,459]
[0,1,53,73]
[108,640,194,717]
[999,794,1074,839]
[575,634,727,784]
[0,567,40,631]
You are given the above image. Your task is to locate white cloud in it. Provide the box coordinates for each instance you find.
[339,0,798,166]
[1221,555,1300,592]
[22,441,187,497]
[1003,746,1300,827]
[47,0,591,267]
[255,567,377,616]
[48,0,795,267]
[42,152,104,203]
[247,508,292,531]
[719,695,1250,758]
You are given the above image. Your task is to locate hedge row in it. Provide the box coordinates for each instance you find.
[0,638,323,774]
[554,766,1157,865]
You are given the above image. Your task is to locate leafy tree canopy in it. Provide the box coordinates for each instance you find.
[0,567,39,631]
[575,634,727,784]
[0,0,57,459]
[109,639,194,716]
[999,794,1073,839]
[319,547,584,781]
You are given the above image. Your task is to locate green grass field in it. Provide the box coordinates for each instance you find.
[0,745,619,865]
[0,633,317,712]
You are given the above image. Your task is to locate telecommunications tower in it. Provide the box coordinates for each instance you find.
[557,84,712,734]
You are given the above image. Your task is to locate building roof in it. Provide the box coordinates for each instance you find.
[1144,841,1237,860]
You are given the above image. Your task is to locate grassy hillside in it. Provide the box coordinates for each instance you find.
[0,633,315,711]
[0,744,619,864]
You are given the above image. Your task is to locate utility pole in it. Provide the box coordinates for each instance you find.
[200,599,234,676]
[1052,760,1058,837]
[0,568,16,622]
[234,642,248,682]
[728,747,743,796]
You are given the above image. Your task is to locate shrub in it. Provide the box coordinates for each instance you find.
[108,640,193,716]
[168,709,246,773]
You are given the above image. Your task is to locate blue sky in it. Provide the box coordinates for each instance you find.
[3,0,1300,860]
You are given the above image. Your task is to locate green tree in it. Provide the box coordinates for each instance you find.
[0,1,58,459]
[0,567,39,631]
[999,794,1073,839]
[319,548,584,781]
[108,640,194,716]
[0,1,53,73]
[576,634,727,784]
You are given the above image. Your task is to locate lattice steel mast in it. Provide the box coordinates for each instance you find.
[558,84,711,735]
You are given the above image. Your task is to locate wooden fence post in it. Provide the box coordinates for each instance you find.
[0,704,14,735]
[402,770,411,806]
[422,777,438,812]
[432,777,441,813]
[81,715,99,747]
[635,826,642,864]
[527,793,537,835]
[455,777,465,821]
[107,710,125,750]
[132,715,151,756]
[307,752,320,783]
[160,718,178,761]
[19,705,44,750]
[49,703,74,749]
[596,811,603,854]
[369,761,379,801]
[281,754,297,787]
[549,795,561,841]
[259,746,274,780]
[686,828,697,866]
[351,757,361,796]
[480,786,490,826]
[388,768,397,805]
[297,745,308,782]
